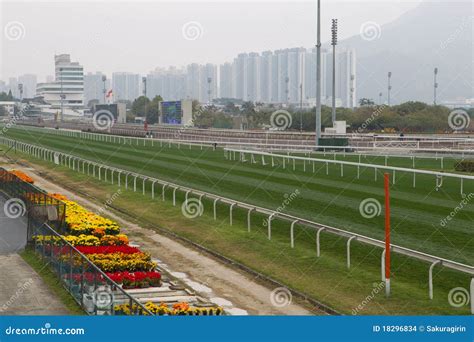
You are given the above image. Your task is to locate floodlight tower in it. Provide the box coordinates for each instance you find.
[102,75,107,104]
[387,72,392,106]
[379,92,383,105]
[142,77,147,97]
[331,18,338,125]
[433,67,438,105]
[59,67,64,122]
[315,0,321,146]
[18,83,23,101]
[207,77,212,105]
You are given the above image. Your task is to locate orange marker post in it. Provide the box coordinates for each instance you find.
[384,173,391,297]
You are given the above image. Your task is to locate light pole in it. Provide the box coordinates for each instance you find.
[299,83,304,132]
[387,72,392,106]
[18,83,23,101]
[379,92,383,105]
[331,18,338,125]
[207,77,212,105]
[142,76,147,97]
[350,74,355,109]
[102,75,107,104]
[315,0,322,146]
[60,67,64,122]
[285,76,289,105]
[433,67,438,105]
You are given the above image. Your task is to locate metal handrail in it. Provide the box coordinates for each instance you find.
[39,222,153,315]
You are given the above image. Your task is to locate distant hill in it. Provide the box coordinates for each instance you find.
[338,0,472,104]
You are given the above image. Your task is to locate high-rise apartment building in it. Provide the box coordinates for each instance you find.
[36,54,84,113]
[112,72,140,102]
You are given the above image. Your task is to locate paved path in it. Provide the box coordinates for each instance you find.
[0,194,28,254]
[0,254,69,315]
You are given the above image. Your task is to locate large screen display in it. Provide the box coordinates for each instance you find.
[162,101,182,124]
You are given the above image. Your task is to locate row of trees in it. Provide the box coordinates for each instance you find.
[128,95,472,133]
[191,100,473,133]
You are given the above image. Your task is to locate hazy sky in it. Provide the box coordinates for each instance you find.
[1,0,423,81]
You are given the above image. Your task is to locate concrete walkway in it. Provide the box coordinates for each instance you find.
[0,194,28,254]
[0,254,69,315]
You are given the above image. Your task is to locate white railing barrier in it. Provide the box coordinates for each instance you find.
[1,136,473,308]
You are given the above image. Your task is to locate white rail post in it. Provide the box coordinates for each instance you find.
[247,208,254,232]
[429,260,441,300]
[268,213,276,240]
[290,220,298,248]
[316,228,325,257]
[173,187,178,206]
[229,203,236,225]
[347,236,356,269]
[185,190,190,202]
[142,177,146,195]
[133,176,137,192]
[151,181,157,199]
[213,198,219,220]
[381,250,386,281]
[162,184,167,201]
[125,173,129,189]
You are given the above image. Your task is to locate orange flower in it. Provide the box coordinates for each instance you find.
[10,170,34,184]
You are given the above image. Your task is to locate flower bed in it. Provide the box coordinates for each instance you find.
[9,170,34,184]
[106,271,161,288]
[49,194,120,236]
[75,245,142,255]
[86,252,156,272]
[114,302,224,316]
[29,186,223,314]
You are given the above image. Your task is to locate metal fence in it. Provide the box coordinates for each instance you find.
[31,221,152,315]
[0,167,152,315]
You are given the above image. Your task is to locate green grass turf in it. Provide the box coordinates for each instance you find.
[4,126,473,265]
[5,151,471,315]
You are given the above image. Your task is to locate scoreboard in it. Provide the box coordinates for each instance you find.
[161,101,182,124]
